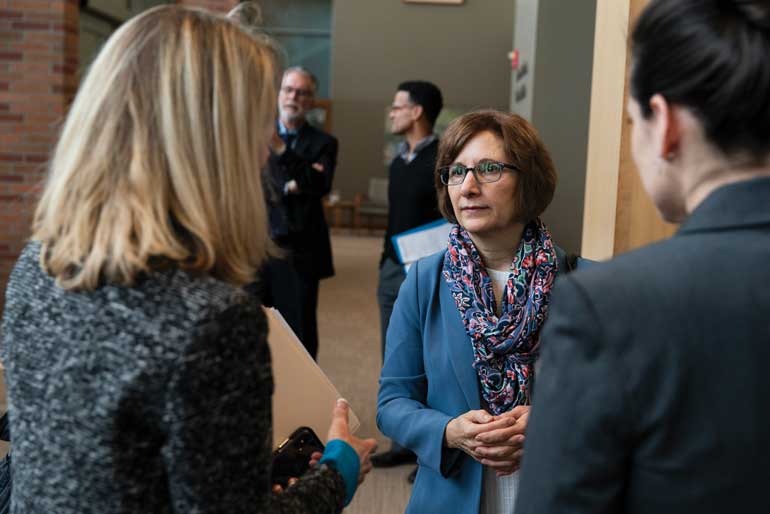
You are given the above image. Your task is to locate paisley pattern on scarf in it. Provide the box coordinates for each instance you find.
[442,220,558,415]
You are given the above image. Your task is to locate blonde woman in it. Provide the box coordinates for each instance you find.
[0,5,375,514]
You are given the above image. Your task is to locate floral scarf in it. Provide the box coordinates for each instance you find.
[442,220,558,415]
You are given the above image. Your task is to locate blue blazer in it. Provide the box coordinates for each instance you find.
[377,248,570,514]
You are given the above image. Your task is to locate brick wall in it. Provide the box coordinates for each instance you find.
[0,0,238,314]
[0,0,79,313]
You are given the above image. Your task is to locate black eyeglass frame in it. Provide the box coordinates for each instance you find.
[439,161,520,186]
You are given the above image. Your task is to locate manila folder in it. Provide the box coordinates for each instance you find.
[265,307,360,449]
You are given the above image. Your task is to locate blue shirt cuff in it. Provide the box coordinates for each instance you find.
[319,439,359,506]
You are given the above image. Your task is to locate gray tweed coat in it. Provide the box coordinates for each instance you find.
[1,242,346,514]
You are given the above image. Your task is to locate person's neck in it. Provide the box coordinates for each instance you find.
[683,151,770,217]
[281,116,305,132]
[668,114,770,220]
[685,166,770,216]
[405,124,432,154]
[469,223,526,270]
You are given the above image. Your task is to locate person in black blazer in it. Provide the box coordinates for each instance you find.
[516,1,770,513]
[261,66,337,359]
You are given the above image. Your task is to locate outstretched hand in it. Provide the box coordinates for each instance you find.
[327,399,378,485]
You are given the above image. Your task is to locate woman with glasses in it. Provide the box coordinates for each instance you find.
[0,5,377,514]
[377,109,576,513]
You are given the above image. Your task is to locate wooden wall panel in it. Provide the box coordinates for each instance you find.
[581,0,676,260]
[581,0,630,260]
[614,114,677,254]
[613,0,677,254]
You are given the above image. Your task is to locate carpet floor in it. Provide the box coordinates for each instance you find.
[316,232,412,514]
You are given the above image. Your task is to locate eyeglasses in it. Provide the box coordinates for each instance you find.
[439,161,519,186]
[281,85,314,98]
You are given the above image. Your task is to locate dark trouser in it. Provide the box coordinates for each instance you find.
[254,257,320,360]
[297,276,320,360]
[376,256,408,453]
[377,257,407,359]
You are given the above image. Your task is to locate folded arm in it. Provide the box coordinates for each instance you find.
[279,137,337,197]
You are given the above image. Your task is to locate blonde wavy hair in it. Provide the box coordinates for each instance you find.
[34,5,278,290]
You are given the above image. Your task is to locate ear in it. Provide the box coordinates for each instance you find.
[411,104,424,123]
[648,93,681,160]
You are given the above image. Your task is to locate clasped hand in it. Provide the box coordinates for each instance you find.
[444,406,530,477]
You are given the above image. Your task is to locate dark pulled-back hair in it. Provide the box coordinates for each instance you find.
[435,110,557,225]
[397,80,443,127]
[631,0,770,162]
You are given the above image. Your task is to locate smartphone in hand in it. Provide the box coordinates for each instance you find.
[271,426,325,488]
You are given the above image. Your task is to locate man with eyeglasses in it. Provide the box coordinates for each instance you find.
[372,81,444,480]
[259,66,338,361]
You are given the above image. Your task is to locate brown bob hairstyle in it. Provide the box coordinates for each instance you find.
[435,109,557,225]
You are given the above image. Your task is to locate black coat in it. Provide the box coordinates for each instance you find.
[266,123,337,280]
[517,176,770,514]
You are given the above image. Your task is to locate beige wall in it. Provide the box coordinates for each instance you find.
[330,0,515,200]
[532,0,597,254]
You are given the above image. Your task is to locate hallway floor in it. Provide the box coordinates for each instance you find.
[316,232,412,514]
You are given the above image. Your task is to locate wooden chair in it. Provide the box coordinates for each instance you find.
[354,178,388,231]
